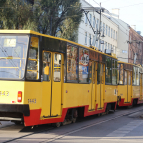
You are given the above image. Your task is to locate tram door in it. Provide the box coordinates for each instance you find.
[97,63,104,109]
[125,71,131,103]
[42,52,62,117]
[89,61,96,110]
[140,73,143,101]
[51,53,62,116]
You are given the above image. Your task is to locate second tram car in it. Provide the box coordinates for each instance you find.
[117,62,143,107]
[0,30,118,126]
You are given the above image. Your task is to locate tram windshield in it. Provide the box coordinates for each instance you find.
[0,35,29,79]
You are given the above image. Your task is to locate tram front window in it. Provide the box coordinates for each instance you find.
[0,35,29,79]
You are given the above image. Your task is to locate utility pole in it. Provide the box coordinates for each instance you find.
[99,2,101,51]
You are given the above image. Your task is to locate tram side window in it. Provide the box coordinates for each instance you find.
[112,60,117,85]
[67,45,78,82]
[105,57,112,84]
[97,63,101,84]
[26,37,39,80]
[89,61,92,83]
[43,52,51,81]
[133,66,136,85]
[136,67,139,85]
[119,64,124,84]
[124,71,127,85]
[53,54,61,82]
[142,74,143,87]
[79,48,89,83]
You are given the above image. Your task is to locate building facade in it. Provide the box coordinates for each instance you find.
[128,27,143,66]
[105,9,130,63]
[78,0,118,54]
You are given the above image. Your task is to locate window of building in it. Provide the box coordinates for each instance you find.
[97,19,99,31]
[106,25,108,35]
[105,42,107,50]
[96,40,98,48]
[93,17,95,28]
[103,23,105,32]
[116,31,117,40]
[85,32,87,45]
[79,48,89,83]
[102,41,104,52]
[89,14,92,25]
[115,47,116,54]
[89,34,91,45]
[108,27,110,37]
[105,57,112,84]
[67,45,78,82]
[111,45,112,52]
[26,37,39,80]
[112,59,117,85]
[85,13,88,24]
[108,43,110,49]
[111,28,112,38]
[113,30,115,39]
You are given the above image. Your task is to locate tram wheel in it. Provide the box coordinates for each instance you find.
[106,104,111,114]
[54,122,61,128]
[72,118,76,123]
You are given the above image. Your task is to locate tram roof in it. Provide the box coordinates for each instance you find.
[118,61,142,67]
[0,30,117,59]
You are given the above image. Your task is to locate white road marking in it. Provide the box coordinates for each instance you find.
[102,120,143,138]
[128,112,140,117]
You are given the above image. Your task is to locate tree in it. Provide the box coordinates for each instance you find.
[34,0,83,41]
[0,0,83,42]
[0,0,37,30]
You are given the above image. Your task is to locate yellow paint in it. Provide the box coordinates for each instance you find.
[63,83,90,108]
[105,85,117,103]
[132,86,140,98]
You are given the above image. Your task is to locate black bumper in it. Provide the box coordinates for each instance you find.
[0,104,30,116]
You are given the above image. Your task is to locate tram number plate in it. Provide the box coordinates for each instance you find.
[0,91,9,96]
[28,99,36,104]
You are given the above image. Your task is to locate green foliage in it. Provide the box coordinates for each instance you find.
[0,0,37,30]
[0,0,83,42]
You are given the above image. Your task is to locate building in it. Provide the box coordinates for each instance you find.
[128,27,143,65]
[78,0,118,54]
[104,9,130,63]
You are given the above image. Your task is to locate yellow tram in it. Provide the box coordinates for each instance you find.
[0,30,118,126]
[117,62,143,106]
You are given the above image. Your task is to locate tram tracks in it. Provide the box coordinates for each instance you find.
[2,105,143,143]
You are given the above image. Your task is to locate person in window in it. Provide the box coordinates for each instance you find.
[43,62,50,81]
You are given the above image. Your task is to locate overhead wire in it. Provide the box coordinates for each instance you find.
[118,2,143,9]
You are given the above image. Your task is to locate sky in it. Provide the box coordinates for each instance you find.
[85,0,143,36]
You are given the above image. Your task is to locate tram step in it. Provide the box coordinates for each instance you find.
[97,108,103,110]
[124,102,131,103]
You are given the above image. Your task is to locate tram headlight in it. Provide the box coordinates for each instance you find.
[17,91,22,102]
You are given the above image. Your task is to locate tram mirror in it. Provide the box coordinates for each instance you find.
[30,37,38,48]
[44,66,49,75]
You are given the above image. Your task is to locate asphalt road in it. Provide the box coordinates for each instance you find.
[0,105,143,143]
